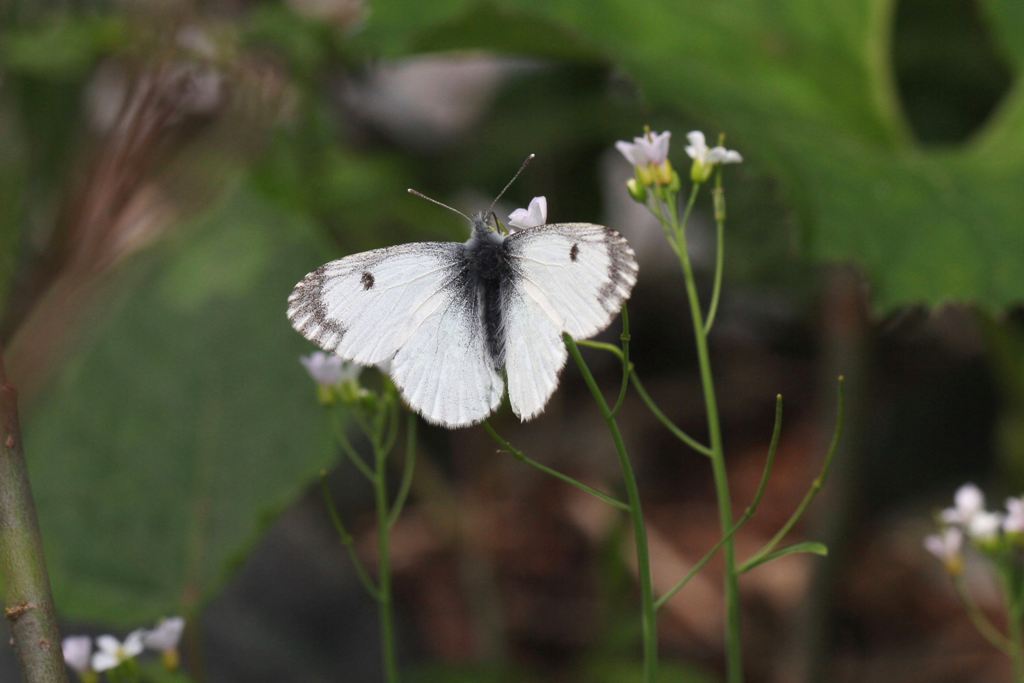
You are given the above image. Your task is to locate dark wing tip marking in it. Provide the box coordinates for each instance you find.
[598,227,639,310]
[286,264,346,350]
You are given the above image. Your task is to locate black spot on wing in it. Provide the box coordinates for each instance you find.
[361,271,375,290]
[569,243,579,262]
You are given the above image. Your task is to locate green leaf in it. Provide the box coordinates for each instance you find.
[742,541,829,573]
[358,0,1024,311]
[1,16,126,79]
[24,187,334,625]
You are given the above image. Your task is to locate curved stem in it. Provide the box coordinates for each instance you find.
[739,377,844,573]
[483,421,629,512]
[319,473,382,601]
[330,411,375,482]
[565,335,657,683]
[388,412,417,528]
[630,374,713,458]
[673,182,744,682]
[611,305,632,417]
[952,575,1011,654]
[703,171,726,336]
[657,395,782,609]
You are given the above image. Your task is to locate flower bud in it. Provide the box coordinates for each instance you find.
[690,159,713,184]
[626,178,647,203]
[654,159,674,186]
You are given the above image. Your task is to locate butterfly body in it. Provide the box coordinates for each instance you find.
[289,214,637,428]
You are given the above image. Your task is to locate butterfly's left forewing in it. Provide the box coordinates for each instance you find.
[503,223,638,420]
[288,241,504,428]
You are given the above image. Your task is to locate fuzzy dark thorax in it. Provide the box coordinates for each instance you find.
[460,217,514,368]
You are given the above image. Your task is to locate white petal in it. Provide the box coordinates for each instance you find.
[685,130,707,159]
[92,652,120,672]
[144,617,185,651]
[123,629,146,657]
[648,130,671,164]
[721,149,743,164]
[968,511,1003,540]
[95,635,121,654]
[954,483,985,519]
[527,196,547,225]
[923,534,945,559]
[507,208,531,230]
[615,140,641,166]
[62,636,92,674]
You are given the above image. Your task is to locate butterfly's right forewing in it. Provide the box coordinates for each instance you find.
[288,242,504,428]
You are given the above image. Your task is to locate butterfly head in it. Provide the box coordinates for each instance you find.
[471,212,507,241]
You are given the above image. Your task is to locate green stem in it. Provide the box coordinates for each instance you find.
[388,413,417,528]
[673,182,743,682]
[630,374,712,458]
[1002,564,1024,683]
[611,305,632,417]
[952,575,1010,654]
[703,171,726,336]
[0,353,69,683]
[574,339,714,458]
[319,473,381,601]
[330,411,375,482]
[656,395,782,609]
[483,421,629,512]
[373,436,399,683]
[565,335,657,683]
[739,377,845,573]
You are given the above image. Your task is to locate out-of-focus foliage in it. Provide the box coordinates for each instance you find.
[358,0,1024,312]
[25,190,335,623]
[1,0,1023,647]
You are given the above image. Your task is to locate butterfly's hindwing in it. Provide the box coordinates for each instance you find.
[501,223,638,420]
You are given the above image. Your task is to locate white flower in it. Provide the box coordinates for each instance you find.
[1006,497,1024,534]
[507,196,547,231]
[968,511,1004,542]
[685,130,742,182]
[299,352,360,387]
[62,636,92,674]
[941,483,986,525]
[143,617,185,652]
[91,631,144,672]
[924,527,963,574]
[615,130,671,167]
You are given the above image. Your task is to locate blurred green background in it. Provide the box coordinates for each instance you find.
[2,0,1024,681]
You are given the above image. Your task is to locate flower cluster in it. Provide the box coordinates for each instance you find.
[63,617,184,680]
[925,483,1024,574]
[615,127,742,202]
[300,351,364,405]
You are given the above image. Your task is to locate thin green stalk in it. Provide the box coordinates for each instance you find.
[0,352,69,683]
[1002,565,1024,683]
[330,411,375,482]
[703,170,726,336]
[656,395,782,609]
[565,335,657,683]
[630,374,712,458]
[319,472,381,601]
[673,182,744,682]
[611,305,632,417]
[379,396,401,459]
[483,421,629,512]
[388,412,417,527]
[574,339,714,458]
[952,575,1010,654]
[739,377,845,573]
[372,436,399,683]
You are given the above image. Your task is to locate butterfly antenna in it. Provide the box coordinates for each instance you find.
[407,188,471,222]
[486,153,535,217]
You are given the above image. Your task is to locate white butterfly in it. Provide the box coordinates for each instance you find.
[287,178,638,428]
